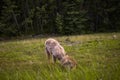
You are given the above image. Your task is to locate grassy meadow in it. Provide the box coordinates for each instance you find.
[0,33,120,80]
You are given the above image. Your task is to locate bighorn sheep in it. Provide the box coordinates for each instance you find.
[45,38,77,69]
[45,38,66,63]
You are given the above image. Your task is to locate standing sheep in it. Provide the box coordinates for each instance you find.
[45,38,66,63]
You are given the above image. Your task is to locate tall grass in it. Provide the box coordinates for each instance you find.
[0,33,120,80]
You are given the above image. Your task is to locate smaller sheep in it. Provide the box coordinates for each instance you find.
[112,35,117,39]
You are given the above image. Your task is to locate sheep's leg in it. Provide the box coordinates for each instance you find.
[53,55,57,63]
[45,47,51,63]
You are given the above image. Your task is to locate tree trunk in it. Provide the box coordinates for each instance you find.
[12,11,20,35]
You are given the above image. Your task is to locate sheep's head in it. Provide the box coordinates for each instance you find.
[61,55,77,69]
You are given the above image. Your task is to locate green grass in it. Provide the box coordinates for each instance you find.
[0,33,120,80]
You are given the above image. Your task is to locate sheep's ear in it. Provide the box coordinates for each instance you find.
[65,55,69,57]
[66,53,68,55]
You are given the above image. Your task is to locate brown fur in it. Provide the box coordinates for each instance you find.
[60,55,77,69]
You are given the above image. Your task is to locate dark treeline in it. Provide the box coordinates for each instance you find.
[0,0,120,37]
